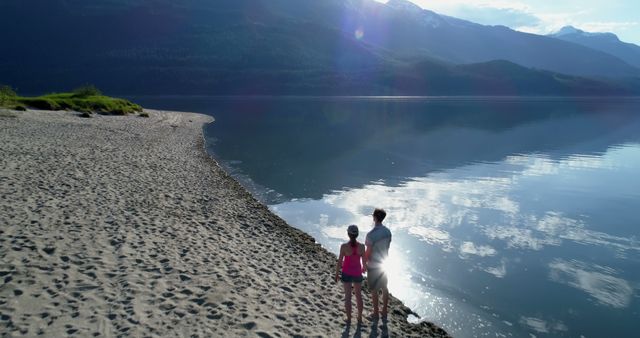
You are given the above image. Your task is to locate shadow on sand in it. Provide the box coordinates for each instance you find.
[341,323,362,338]
[341,318,389,338]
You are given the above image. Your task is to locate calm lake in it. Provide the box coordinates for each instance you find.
[133,96,640,338]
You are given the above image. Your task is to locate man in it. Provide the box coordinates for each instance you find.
[363,208,392,321]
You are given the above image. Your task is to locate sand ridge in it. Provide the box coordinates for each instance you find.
[0,109,450,337]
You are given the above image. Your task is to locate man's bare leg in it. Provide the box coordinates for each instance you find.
[381,287,389,318]
[371,288,380,318]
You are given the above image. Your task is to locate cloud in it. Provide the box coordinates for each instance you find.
[453,4,540,27]
[579,21,640,33]
[411,0,540,28]
[411,0,640,41]
[519,12,640,36]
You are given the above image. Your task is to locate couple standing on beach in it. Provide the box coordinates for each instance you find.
[335,208,392,326]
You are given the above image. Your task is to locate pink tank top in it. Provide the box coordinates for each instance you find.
[342,243,362,277]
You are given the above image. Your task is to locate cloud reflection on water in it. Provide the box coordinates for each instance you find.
[316,146,640,261]
[484,211,640,255]
[549,259,634,308]
[519,316,569,335]
[271,143,640,336]
[483,258,507,278]
[508,152,616,177]
[409,226,454,251]
[459,242,497,258]
[275,143,640,280]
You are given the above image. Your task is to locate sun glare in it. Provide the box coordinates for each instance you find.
[379,251,404,287]
[374,248,425,306]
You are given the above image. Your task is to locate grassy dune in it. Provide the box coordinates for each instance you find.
[0,85,143,117]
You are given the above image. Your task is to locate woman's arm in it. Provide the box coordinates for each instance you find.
[335,245,344,282]
[361,243,369,273]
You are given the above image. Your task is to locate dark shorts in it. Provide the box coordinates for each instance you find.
[341,274,364,283]
[367,268,388,290]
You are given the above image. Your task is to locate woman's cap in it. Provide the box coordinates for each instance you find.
[347,224,359,236]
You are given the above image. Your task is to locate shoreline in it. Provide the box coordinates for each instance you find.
[127,94,640,100]
[0,109,450,337]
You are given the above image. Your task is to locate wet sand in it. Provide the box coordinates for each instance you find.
[0,109,450,337]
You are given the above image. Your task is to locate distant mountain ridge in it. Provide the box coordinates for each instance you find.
[260,0,639,78]
[550,25,640,69]
[0,0,638,96]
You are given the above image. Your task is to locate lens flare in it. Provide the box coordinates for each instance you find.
[355,28,364,40]
[379,253,403,283]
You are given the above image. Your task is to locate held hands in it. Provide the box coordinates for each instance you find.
[335,272,340,283]
[362,263,367,274]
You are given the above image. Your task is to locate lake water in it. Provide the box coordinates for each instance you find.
[133,96,640,338]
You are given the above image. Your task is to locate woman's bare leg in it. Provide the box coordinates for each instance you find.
[343,282,352,322]
[354,283,363,323]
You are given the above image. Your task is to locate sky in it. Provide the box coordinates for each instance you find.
[404,0,640,45]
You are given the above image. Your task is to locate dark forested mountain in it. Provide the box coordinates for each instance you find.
[550,26,640,69]
[0,0,638,95]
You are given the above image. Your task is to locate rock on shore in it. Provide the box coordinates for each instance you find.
[0,109,450,337]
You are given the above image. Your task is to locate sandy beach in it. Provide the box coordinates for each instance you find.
[0,109,450,337]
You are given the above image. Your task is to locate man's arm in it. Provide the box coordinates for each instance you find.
[363,241,372,273]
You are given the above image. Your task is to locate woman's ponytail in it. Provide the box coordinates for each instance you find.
[349,235,356,247]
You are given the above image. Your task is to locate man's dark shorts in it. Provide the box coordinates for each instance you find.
[367,268,388,290]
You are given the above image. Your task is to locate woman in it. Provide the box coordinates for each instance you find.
[335,224,365,325]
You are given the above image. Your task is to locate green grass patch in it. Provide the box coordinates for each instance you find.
[16,93,142,115]
[0,85,18,108]
[0,84,142,115]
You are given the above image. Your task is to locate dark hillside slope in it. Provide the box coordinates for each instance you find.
[0,0,637,95]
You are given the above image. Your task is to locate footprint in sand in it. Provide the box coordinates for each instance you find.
[241,321,257,330]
